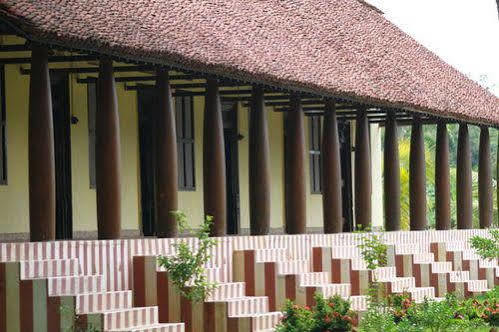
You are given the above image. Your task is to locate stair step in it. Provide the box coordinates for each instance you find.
[227,296,269,316]
[407,287,435,303]
[349,295,368,311]
[317,283,351,297]
[101,307,159,330]
[47,275,105,296]
[251,312,283,331]
[76,291,132,314]
[277,260,310,275]
[107,322,185,332]
[299,272,330,286]
[20,258,80,279]
[206,282,246,301]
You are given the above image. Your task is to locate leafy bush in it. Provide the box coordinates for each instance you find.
[469,229,499,260]
[275,293,357,332]
[157,211,217,303]
[359,287,498,332]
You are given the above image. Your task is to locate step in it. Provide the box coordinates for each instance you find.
[47,275,105,296]
[466,280,488,292]
[206,282,246,301]
[101,307,158,330]
[407,287,435,303]
[449,271,469,282]
[254,248,289,262]
[349,295,368,311]
[276,260,309,275]
[331,246,361,259]
[317,283,351,297]
[431,262,453,273]
[76,291,133,314]
[373,266,396,281]
[388,277,416,293]
[298,272,330,286]
[107,322,185,332]
[231,312,283,331]
[20,258,80,279]
[227,296,269,316]
[413,252,434,264]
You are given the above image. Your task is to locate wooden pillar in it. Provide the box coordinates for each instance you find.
[203,79,226,236]
[284,95,307,234]
[249,86,271,235]
[29,45,56,241]
[478,126,492,228]
[96,59,121,239]
[409,114,427,230]
[322,99,343,233]
[354,108,371,230]
[155,70,178,237]
[383,110,400,231]
[456,123,472,229]
[435,122,451,230]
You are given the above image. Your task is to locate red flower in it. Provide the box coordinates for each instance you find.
[304,305,311,311]
[328,302,335,308]
[342,315,353,324]
[324,315,331,323]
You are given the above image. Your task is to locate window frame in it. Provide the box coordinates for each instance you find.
[309,115,321,194]
[175,96,196,191]
[0,65,7,185]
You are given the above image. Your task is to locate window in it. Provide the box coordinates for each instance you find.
[0,65,7,185]
[309,116,321,194]
[176,96,195,190]
[87,82,97,189]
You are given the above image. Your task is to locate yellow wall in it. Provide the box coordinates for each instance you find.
[0,37,383,236]
[0,56,141,235]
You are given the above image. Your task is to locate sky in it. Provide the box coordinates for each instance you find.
[366,0,499,97]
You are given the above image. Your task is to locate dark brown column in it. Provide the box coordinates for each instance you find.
[354,108,371,230]
[203,79,227,236]
[456,123,472,229]
[155,70,178,237]
[249,86,271,235]
[383,110,400,231]
[409,114,427,230]
[435,122,451,230]
[478,126,492,229]
[29,45,56,242]
[96,59,121,239]
[284,95,307,234]
[322,100,343,233]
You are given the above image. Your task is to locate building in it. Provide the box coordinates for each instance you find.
[0,1,497,331]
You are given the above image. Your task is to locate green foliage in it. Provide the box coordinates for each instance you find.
[359,287,499,332]
[469,229,499,260]
[357,232,387,271]
[275,293,356,332]
[383,125,499,230]
[157,211,218,303]
[60,304,100,332]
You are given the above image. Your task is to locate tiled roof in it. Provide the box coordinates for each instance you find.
[1,0,498,124]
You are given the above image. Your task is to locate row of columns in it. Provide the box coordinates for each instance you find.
[28,45,494,241]
[383,118,493,231]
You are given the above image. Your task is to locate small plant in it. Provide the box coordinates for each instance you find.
[60,304,101,332]
[359,287,498,331]
[357,230,388,304]
[469,229,499,261]
[357,231,388,271]
[157,211,218,303]
[275,293,356,332]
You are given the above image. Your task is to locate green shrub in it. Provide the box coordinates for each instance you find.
[275,293,356,332]
[157,211,218,303]
[359,287,498,332]
[469,229,499,260]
